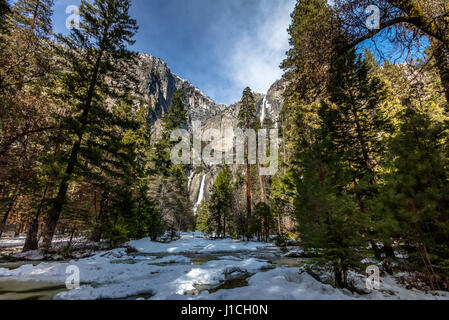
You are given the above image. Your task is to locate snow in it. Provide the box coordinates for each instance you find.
[284,249,305,258]
[0,236,26,248]
[193,268,353,300]
[174,74,187,83]
[0,235,96,251]
[0,252,271,300]
[193,175,206,216]
[1,233,448,300]
[12,250,46,261]
[127,234,273,254]
[189,268,448,300]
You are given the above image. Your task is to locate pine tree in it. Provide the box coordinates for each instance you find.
[10,0,53,36]
[134,180,162,240]
[0,0,55,156]
[208,166,232,237]
[270,174,294,236]
[195,201,212,236]
[293,50,393,288]
[238,87,258,236]
[295,137,366,289]
[0,0,56,248]
[40,0,138,249]
[281,0,339,102]
[0,0,54,93]
[162,89,188,137]
[152,89,188,178]
[121,102,163,241]
[148,88,192,232]
[374,106,449,290]
[319,49,395,258]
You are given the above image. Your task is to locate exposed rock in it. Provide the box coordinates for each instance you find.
[284,249,306,258]
[135,53,287,203]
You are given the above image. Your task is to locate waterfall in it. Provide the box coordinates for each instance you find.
[260,96,266,124]
[193,175,206,216]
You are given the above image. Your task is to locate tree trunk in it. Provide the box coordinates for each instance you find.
[91,191,109,242]
[431,39,449,108]
[23,216,39,251]
[246,161,251,236]
[23,186,49,252]
[67,229,75,251]
[41,46,105,250]
[256,145,266,203]
[277,213,282,235]
[281,116,287,175]
[223,214,226,238]
[0,193,18,238]
[370,240,383,260]
[334,265,344,289]
[245,117,252,238]
[40,161,75,249]
[257,157,266,203]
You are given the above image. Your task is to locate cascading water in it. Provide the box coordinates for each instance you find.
[260,96,266,124]
[193,175,206,216]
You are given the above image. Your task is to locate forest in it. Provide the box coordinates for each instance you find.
[1,0,449,298]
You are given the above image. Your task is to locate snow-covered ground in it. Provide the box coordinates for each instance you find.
[0,233,448,300]
[0,234,97,251]
[127,233,274,254]
[0,236,28,249]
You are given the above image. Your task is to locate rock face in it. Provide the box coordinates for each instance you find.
[136,54,226,137]
[136,53,286,209]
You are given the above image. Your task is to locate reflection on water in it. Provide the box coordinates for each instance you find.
[0,280,67,300]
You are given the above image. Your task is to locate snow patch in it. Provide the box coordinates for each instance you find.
[127,234,273,254]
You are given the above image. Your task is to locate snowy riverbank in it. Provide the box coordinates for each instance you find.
[0,233,448,300]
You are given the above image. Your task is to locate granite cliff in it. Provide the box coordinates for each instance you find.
[135,53,287,211]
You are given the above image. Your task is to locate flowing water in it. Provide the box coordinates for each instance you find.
[0,280,67,300]
[0,245,306,300]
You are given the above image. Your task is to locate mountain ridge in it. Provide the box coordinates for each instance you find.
[135,53,287,205]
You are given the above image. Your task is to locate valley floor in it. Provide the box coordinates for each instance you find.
[0,233,448,300]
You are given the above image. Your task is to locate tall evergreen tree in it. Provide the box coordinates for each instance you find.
[281,0,339,103]
[162,89,188,136]
[0,0,55,247]
[40,0,138,249]
[208,166,232,237]
[152,89,188,178]
[148,89,193,231]
[374,106,449,290]
[293,50,394,287]
[195,201,212,236]
[238,87,258,236]
[121,103,162,241]
[0,0,54,93]
[0,0,54,154]
[11,0,53,36]
[318,49,396,258]
[321,50,393,204]
[295,130,366,288]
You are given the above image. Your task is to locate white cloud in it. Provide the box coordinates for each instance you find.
[217,0,295,104]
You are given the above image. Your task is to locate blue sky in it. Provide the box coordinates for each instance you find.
[51,0,296,105]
